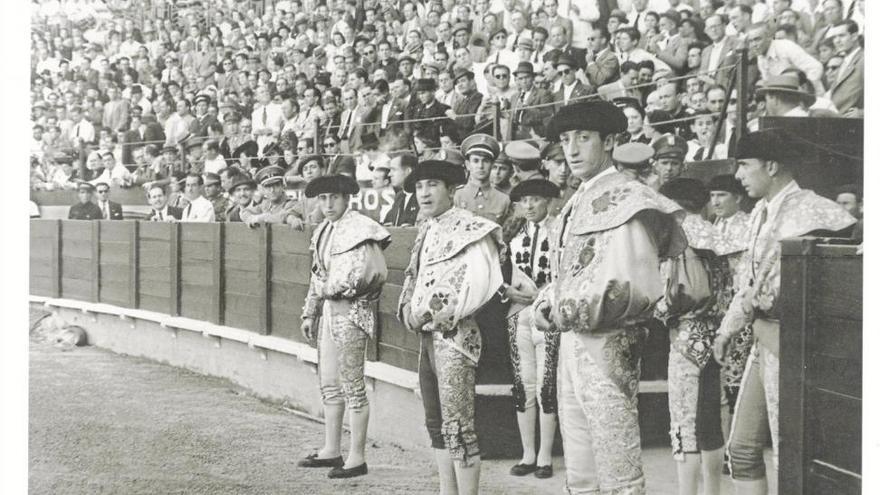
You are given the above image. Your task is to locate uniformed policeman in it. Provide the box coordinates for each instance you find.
[652,133,689,187]
[540,142,575,218]
[240,165,304,228]
[454,133,511,225]
[204,172,229,221]
[614,142,661,188]
[67,181,103,220]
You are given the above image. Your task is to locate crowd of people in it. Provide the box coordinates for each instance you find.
[30,0,865,494]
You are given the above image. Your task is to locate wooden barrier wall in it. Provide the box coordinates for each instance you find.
[28,219,492,380]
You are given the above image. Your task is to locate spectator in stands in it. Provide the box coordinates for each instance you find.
[382,153,419,227]
[240,166,302,228]
[147,184,182,222]
[68,181,103,220]
[226,175,259,223]
[652,133,689,186]
[94,181,124,220]
[180,173,215,222]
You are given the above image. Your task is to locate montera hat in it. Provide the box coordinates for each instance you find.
[545,101,627,141]
[509,179,560,202]
[733,128,800,164]
[297,155,326,175]
[707,174,746,195]
[613,142,655,170]
[304,174,360,198]
[404,160,467,192]
[659,178,709,209]
[652,133,688,160]
[461,133,500,159]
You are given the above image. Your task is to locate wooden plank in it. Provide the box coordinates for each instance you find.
[224,256,261,272]
[30,259,54,278]
[139,267,171,283]
[269,224,313,254]
[50,220,60,297]
[30,242,55,260]
[809,258,861,320]
[268,313,300,341]
[61,278,92,300]
[139,279,171,298]
[60,257,93,280]
[809,353,861,399]
[180,263,214,286]
[60,239,94,259]
[99,264,131,283]
[259,227,270,334]
[139,221,173,240]
[224,223,262,244]
[180,240,218,261]
[811,316,861,361]
[808,390,861,475]
[386,268,406,286]
[806,461,861,495]
[61,221,94,241]
[224,312,260,333]
[100,221,133,242]
[224,294,261,317]
[269,253,312,283]
[384,228,418,269]
[139,246,172,266]
[225,270,262,296]
[180,223,218,242]
[139,294,170,314]
[100,282,130,306]
[30,219,59,236]
[269,282,309,306]
[30,276,54,297]
[780,251,809,495]
[99,244,131,264]
[377,319,420,351]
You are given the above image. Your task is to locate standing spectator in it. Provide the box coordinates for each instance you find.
[746,22,825,95]
[825,20,863,116]
[510,62,554,139]
[585,25,620,89]
[102,84,130,132]
[455,133,511,225]
[382,153,420,227]
[251,85,284,154]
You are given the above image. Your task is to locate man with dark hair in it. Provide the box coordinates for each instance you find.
[94,182,124,220]
[382,153,420,226]
[397,160,505,495]
[180,173,215,222]
[241,165,303,228]
[147,184,183,221]
[68,182,104,220]
[826,20,863,116]
[585,25,619,88]
[450,68,483,136]
[713,129,854,494]
[533,100,686,494]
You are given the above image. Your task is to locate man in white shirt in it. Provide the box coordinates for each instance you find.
[180,173,216,222]
[250,85,284,154]
[746,23,825,95]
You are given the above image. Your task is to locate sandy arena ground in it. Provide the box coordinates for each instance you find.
[30,311,751,494]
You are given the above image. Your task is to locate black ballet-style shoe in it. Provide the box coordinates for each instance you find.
[509,462,537,476]
[534,465,553,479]
[298,453,344,468]
[328,462,368,479]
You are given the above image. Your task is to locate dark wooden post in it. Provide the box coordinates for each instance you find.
[212,223,225,325]
[736,46,749,143]
[129,221,139,309]
[91,221,100,303]
[493,102,501,140]
[169,222,181,316]
[51,220,61,298]
[259,226,271,334]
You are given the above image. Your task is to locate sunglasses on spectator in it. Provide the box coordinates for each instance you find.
[494,73,509,79]
[323,141,336,147]
[97,189,109,194]
[827,63,842,70]
[364,50,375,55]
[560,68,572,75]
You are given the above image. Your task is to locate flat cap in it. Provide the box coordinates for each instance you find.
[755,73,816,106]
[254,165,286,186]
[452,23,469,35]
[652,133,688,160]
[461,133,500,159]
[404,160,467,193]
[545,101,627,141]
[397,53,416,64]
[510,179,560,202]
[453,67,474,82]
[707,174,745,195]
[555,54,577,69]
[733,128,798,164]
[613,142,654,170]
[516,38,534,51]
[304,174,360,198]
[490,28,508,40]
[204,172,221,186]
[193,94,211,105]
[659,178,709,208]
[513,61,536,76]
[161,145,178,154]
[227,174,256,192]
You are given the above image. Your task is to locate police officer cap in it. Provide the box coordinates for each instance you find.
[540,141,565,161]
[707,174,745,195]
[204,172,221,186]
[652,133,688,160]
[461,133,500,159]
[255,165,286,186]
[438,149,466,167]
[404,160,467,193]
[733,128,797,164]
[232,140,259,158]
[76,180,95,192]
[659,178,709,209]
[505,140,542,162]
[227,175,256,193]
[223,110,242,123]
[510,179,560,203]
[546,101,627,141]
[613,142,654,170]
[304,174,360,198]
[161,145,178,154]
[193,94,211,106]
